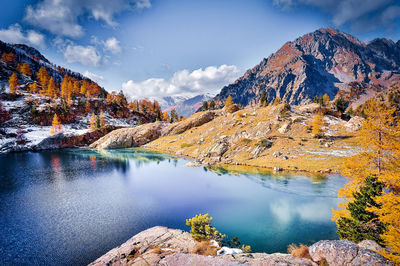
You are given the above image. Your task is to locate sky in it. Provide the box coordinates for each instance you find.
[0,0,399,100]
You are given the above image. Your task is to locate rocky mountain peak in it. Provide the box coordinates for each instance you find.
[214,28,400,107]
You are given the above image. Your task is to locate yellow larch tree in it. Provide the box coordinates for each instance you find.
[224,95,238,113]
[28,82,39,93]
[8,73,19,95]
[89,113,97,131]
[333,99,400,263]
[37,67,49,90]
[311,111,324,138]
[19,62,32,77]
[50,114,62,135]
[273,96,282,105]
[162,111,170,121]
[99,111,106,129]
[46,77,57,98]
[322,93,330,106]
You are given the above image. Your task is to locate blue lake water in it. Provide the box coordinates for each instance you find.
[0,149,346,265]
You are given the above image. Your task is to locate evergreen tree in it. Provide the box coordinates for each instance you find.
[337,176,385,244]
[209,100,215,110]
[202,101,209,111]
[334,97,348,113]
[260,91,267,107]
[170,109,179,122]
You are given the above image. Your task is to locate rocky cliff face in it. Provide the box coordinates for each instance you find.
[214,28,400,108]
[89,226,390,266]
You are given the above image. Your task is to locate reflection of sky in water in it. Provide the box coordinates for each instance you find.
[0,149,346,266]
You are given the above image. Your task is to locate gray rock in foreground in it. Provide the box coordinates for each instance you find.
[89,226,391,266]
[309,240,390,266]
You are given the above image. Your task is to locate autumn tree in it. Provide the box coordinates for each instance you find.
[311,111,324,138]
[273,96,282,105]
[16,126,27,145]
[2,52,16,67]
[333,99,400,264]
[36,67,49,90]
[19,62,32,77]
[28,82,39,93]
[322,93,330,106]
[224,95,238,113]
[89,113,97,131]
[50,114,62,135]
[99,111,106,129]
[46,77,57,98]
[162,111,170,121]
[9,73,19,95]
[84,101,91,114]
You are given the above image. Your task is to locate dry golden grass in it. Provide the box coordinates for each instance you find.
[146,104,358,173]
[287,244,311,259]
[193,241,218,256]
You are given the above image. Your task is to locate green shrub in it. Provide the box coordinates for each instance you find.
[186,214,225,241]
[241,138,252,145]
[181,143,193,148]
[259,139,273,148]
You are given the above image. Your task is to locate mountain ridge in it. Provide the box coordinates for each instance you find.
[213,28,400,108]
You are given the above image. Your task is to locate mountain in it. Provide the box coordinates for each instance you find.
[163,93,214,117]
[214,28,400,108]
[0,41,101,90]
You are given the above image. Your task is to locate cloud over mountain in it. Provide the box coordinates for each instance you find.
[0,24,45,48]
[121,65,241,99]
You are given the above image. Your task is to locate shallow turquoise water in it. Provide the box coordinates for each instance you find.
[0,149,346,265]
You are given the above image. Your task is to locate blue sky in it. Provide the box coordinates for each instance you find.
[0,0,399,100]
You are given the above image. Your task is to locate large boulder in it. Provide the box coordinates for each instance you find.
[308,240,390,266]
[89,122,168,149]
[345,116,364,131]
[161,111,215,136]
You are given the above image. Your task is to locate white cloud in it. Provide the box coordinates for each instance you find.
[84,70,104,82]
[103,37,122,54]
[64,44,101,66]
[121,65,241,99]
[24,0,151,38]
[273,0,399,31]
[0,24,45,48]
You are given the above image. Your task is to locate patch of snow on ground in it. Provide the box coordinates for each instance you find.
[217,247,243,255]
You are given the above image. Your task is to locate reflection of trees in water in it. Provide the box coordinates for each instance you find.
[205,165,334,197]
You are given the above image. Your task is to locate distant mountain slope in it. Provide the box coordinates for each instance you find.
[214,28,400,108]
[0,40,103,91]
[163,93,214,117]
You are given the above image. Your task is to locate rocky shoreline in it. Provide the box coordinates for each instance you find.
[89,226,390,266]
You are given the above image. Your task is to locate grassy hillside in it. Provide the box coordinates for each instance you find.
[146,103,361,173]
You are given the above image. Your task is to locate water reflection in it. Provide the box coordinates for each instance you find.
[0,149,346,266]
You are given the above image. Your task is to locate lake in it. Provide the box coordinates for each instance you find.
[0,149,346,265]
